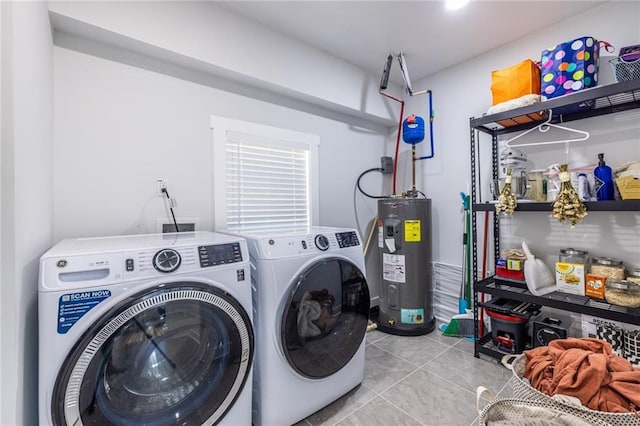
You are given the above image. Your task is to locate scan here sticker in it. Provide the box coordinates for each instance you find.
[57,290,111,334]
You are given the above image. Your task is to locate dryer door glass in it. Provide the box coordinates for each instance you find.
[51,284,253,426]
[282,258,370,378]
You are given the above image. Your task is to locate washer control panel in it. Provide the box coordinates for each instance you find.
[335,231,360,248]
[198,242,243,267]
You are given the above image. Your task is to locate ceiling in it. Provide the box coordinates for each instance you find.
[216,1,606,85]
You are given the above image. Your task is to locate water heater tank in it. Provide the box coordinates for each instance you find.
[377,197,434,335]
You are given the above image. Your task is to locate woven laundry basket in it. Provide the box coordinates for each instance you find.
[478,397,611,426]
[503,354,640,426]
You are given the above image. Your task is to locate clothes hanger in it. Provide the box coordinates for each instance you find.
[504,109,590,148]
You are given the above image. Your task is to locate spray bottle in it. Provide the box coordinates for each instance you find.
[594,153,614,201]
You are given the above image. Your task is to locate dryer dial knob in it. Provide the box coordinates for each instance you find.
[153,249,182,273]
[314,234,329,251]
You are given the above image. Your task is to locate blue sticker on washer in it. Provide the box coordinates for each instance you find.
[401,308,425,324]
[57,290,111,334]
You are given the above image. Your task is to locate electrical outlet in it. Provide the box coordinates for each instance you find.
[157,217,200,233]
[156,178,167,197]
[380,156,393,174]
[162,222,196,233]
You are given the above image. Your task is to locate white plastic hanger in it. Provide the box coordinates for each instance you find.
[504,109,590,148]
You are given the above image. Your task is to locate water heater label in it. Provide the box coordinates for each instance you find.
[378,219,384,248]
[401,308,425,324]
[57,290,111,334]
[404,220,421,242]
[383,253,405,283]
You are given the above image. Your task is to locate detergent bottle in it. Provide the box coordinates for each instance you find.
[594,153,615,201]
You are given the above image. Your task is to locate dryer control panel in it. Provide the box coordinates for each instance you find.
[335,231,360,248]
[198,242,243,267]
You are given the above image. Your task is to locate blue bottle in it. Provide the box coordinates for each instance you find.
[594,153,614,201]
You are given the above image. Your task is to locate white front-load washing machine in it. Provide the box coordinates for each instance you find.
[38,231,253,426]
[224,227,370,426]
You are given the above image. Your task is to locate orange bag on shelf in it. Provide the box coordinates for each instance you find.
[491,59,541,106]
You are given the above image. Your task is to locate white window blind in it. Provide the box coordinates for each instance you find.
[211,117,319,231]
[225,131,310,230]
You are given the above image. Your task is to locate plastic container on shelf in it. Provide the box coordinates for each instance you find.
[627,269,640,284]
[605,280,640,308]
[591,257,625,281]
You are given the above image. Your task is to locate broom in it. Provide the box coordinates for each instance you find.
[441,193,475,337]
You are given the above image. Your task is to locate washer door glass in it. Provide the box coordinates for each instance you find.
[52,283,253,426]
[282,258,370,378]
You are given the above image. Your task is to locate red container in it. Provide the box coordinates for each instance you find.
[487,309,529,353]
[496,264,525,281]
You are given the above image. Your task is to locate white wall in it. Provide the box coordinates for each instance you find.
[0,4,4,421]
[1,1,53,424]
[48,1,397,127]
[53,46,386,240]
[405,1,640,268]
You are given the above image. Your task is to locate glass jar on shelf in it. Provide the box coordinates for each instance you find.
[627,268,640,284]
[605,280,640,308]
[591,257,625,282]
[559,248,588,264]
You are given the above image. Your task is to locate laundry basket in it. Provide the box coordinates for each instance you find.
[609,57,640,83]
[478,393,611,426]
[502,354,640,426]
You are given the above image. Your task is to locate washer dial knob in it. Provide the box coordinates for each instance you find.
[153,249,182,273]
[314,234,329,251]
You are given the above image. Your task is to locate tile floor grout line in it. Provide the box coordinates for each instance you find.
[413,345,460,369]
[378,392,429,426]
[364,359,427,400]
[325,395,383,426]
[368,342,423,370]
[415,361,497,400]
[496,376,515,397]
[366,338,457,394]
[332,384,380,425]
[305,335,507,425]
[370,337,454,368]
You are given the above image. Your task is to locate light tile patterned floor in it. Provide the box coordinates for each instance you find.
[295,329,514,426]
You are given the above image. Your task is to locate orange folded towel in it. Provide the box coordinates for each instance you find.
[524,338,640,413]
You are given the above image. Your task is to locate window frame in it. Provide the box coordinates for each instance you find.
[210,116,320,230]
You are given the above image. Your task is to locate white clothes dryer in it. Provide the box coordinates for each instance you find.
[224,227,370,426]
[38,231,253,426]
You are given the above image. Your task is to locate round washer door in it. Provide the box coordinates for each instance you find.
[51,283,253,426]
[281,257,370,379]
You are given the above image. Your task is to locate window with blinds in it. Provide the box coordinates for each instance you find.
[211,117,319,231]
